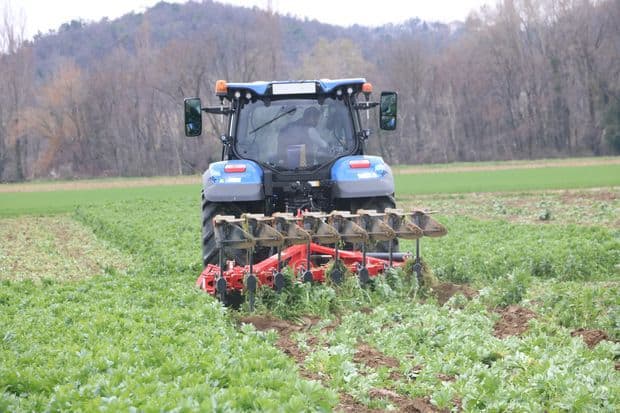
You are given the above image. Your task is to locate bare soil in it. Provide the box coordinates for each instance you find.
[436,373,456,382]
[239,315,322,380]
[240,315,451,412]
[571,328,610,348]
[432,282,478,305]
[367,390,448,413]
[493,305,537,338]
[354,343,401,370]
[337,393,381,413]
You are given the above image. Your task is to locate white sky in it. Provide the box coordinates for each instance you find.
[3,0,493,39]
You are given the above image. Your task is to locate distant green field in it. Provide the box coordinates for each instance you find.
[395,164,620,194]
[0,185,199,217]
[1,163,618,217]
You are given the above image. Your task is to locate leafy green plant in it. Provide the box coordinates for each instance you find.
[2,186,619,412]
[480,270,532,308]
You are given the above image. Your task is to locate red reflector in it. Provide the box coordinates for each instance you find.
[349,159,371,169]
[224,164,246,173]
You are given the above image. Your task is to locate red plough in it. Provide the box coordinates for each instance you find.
[196,209,447,309]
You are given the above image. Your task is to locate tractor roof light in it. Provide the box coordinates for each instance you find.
[224,164,246,173]
[362,82,373,101]
[215,80,228,96]
[349,159,371,169]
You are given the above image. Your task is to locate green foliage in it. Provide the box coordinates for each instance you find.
[0,198,337,411]
[1,183,619,411]
[1,160,619,218]
[301,298,619,412]
[0,184,200,217]
[254,265,419,320]
[527,280,620,340]
[405,216,619,285]
[400,188,619,228]
[394,164,620,194]
[479,270,532,308]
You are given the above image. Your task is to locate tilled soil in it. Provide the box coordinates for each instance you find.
[493,305,537,338]
[239,315,452,412]
[354,343,401,370]
[571,328,610,348]
[432,282,478,305]
[367,390,448,413]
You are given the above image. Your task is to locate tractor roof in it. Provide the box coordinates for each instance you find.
[217,78,368,98]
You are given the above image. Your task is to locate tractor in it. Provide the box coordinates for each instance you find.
[184,78,445,308]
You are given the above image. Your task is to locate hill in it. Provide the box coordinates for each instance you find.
[0,0,618,181]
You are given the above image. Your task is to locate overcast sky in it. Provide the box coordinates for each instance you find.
[3,0,493,39]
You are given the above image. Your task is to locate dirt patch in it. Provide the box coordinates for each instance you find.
[432,282,478,305]
[493,305,537,338]
[337,393,381,413]
[437,373,456,382]
[354,343,400,370]
[320,317,342,334]
[559,189,617,203]
[368,390,447,413]
[240,315,323,380]
[571,328,609,348]
[241,315,452,412]
[239,315,320,334]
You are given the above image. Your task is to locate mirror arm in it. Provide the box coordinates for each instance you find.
[203,106,234,115]
[353,101,379,110]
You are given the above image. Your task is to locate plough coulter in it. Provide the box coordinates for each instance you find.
[196,209,447,309]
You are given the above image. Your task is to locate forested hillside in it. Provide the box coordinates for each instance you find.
[0,0,618,181]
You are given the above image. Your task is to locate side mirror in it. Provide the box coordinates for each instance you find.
[379,91,397,131]
[184,97,202,137]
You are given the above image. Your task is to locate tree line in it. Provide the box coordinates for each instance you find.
[0,0,618,181]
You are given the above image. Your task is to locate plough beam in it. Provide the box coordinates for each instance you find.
[198,209,447,305]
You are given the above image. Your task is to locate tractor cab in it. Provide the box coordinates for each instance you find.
[184,79,397,173]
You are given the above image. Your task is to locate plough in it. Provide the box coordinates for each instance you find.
[196,209,447,310]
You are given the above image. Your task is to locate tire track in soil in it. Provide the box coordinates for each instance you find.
[239,315,453,412]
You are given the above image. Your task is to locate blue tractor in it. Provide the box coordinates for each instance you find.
[184,78,400,268]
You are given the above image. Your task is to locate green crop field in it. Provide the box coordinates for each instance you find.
[1,160,619,217]
[394,164,620,194]
[1,159,619,411]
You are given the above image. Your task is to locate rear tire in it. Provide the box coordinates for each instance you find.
[201,193,268,267]
[201,193,245,267]
[351,195,399,252]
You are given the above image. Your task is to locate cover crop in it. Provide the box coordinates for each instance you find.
[1,193,618,411]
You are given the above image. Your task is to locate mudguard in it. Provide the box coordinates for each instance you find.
[202,160,264,202]
[331,155,395,198]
